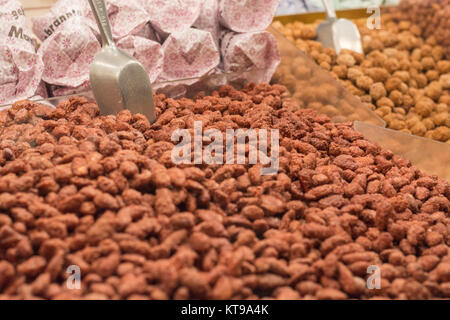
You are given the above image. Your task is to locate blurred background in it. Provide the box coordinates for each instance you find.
[276,0,399,15]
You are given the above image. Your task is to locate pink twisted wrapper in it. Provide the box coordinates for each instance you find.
[32,0,95,42]
[33,0,101,88]
[25,0,282,100]
[159,28,220,82]
[0,0,46,105]
[37,22,101,88]
[221,31,281,83]
[193,0,221,46]
[117,32,164,83]
[87,0,150,40]
[35,0,163,94]
[140,0,202,38]
[219,0,281,33]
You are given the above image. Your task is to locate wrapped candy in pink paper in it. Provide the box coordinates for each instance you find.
[98,3,163,83]
[117,34,164,83]
[140,0,202,38]
[159,28,220,82]
[219,0,281,33]
[135,23,161,43]
[85,0,150,40]
[221,31,280,83]
[37,22,101,88]
[33,0,101,89]
[32,0,94,42]
[193,0,221,45]
[0,0,46,105]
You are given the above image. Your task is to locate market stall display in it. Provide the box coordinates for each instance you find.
[270,27,385,126]
[354,121,450,182]
[0,0,282,103]
[270,26,450,181]
[0,0,448,302]
[388,0,450,60]
[272,5,450,144]
[276,0,400,15]
[0,84,449,300]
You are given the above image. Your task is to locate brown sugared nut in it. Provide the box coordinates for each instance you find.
[389,90,403,106]
[440,74,450,90]
[415,98,434,117]
[332,65,348,79]
[437,61,450,74]
[355,76,374,91]
[433,112,449,126]
[384,57,400,73]
[337,54,356,67]
[421,57,435,71]
[432,126,450,142]
[422,118,435,130]
[425,81,443,101]
[2,59,450,301]
[376,97,394,109]
[347,67,364,81]
[426,70,440,82]
[370,83,387,100]
[385,77,403,92]
[410,122,427,136]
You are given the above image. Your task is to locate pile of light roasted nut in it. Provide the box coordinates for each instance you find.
[272,9,450,143]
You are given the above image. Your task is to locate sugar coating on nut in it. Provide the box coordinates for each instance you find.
[0,84,449,300]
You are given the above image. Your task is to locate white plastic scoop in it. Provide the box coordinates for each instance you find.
[316,0,363,54]
[88,0,156,123]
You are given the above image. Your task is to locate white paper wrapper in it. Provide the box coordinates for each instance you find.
[0,0,45,105]
[193,0,221,45]
[84,0,150,40]
[219,0,281,33]
[159,28,220,82]
[35,0,165,95]
[33,0,101,89]
[221,31,281,83]
[141,0,202,38]
[37,22,101,88]
[32,0,94,42]
[117,34,164,83]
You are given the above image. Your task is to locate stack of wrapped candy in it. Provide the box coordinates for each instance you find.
[0,0,282,103]
[0,0,47,106]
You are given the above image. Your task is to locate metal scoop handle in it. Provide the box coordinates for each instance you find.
[322,0,337,20]
[88,0,115,47]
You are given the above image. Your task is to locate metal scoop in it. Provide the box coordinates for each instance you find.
[88,0,156,123]
[316,0,363,54]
